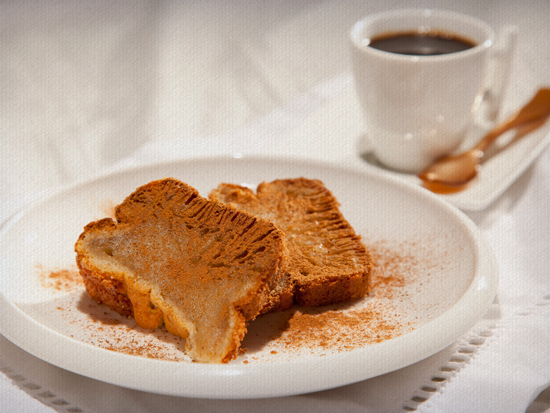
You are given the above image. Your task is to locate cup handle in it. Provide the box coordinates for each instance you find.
[477,25,519,125]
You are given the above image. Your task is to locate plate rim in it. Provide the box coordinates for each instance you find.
[0,155,499,399]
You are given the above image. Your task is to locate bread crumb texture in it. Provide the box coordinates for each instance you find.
[210,178,372,311]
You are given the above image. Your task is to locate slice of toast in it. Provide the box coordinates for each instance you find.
[209,178,372,312]
[75,178,287,363]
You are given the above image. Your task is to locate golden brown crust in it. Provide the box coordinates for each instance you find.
[209,178,372,312]
[77,255,133,316]
[75,178,286,363]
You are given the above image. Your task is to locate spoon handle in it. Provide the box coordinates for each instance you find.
[473,121,514,153]
[511,116,549,141]
[475,108,550,154]
[475,115,550,154]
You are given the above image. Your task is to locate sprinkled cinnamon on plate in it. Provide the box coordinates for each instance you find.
[368,240,420,299]
[36,265,83,291]
[39,237,431,362]
[256,239,423,355]
[275,303,403,353]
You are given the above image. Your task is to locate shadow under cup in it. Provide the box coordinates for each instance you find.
[350,9,495,173]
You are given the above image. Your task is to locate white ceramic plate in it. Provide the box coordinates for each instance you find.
[0,156,497,399]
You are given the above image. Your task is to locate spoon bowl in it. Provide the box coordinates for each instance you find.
[418,88,550,190]
[420,149,483,188]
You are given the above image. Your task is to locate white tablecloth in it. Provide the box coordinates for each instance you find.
[2,1,550,412]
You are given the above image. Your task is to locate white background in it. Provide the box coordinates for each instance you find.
[1,1,550,412]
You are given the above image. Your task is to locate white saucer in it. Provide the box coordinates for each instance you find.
[282,84,550,211]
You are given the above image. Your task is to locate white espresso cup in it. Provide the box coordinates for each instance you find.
[350,9,517,173]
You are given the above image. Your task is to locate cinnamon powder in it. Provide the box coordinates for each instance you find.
[368,240,420,299]
[39,238,421,361]
[37,265,83,291]
[277,303,402,353]
[267,239,419,354]
[94,327,187,361]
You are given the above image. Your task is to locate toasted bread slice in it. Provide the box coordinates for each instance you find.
[209,178,372,312]
[75,178,286,363]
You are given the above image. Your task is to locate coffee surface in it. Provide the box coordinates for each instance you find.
[369,31,476,56]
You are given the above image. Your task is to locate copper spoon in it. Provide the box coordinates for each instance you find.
[418,88,550,192]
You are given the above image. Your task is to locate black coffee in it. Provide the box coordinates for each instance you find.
[369,31,476,56]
